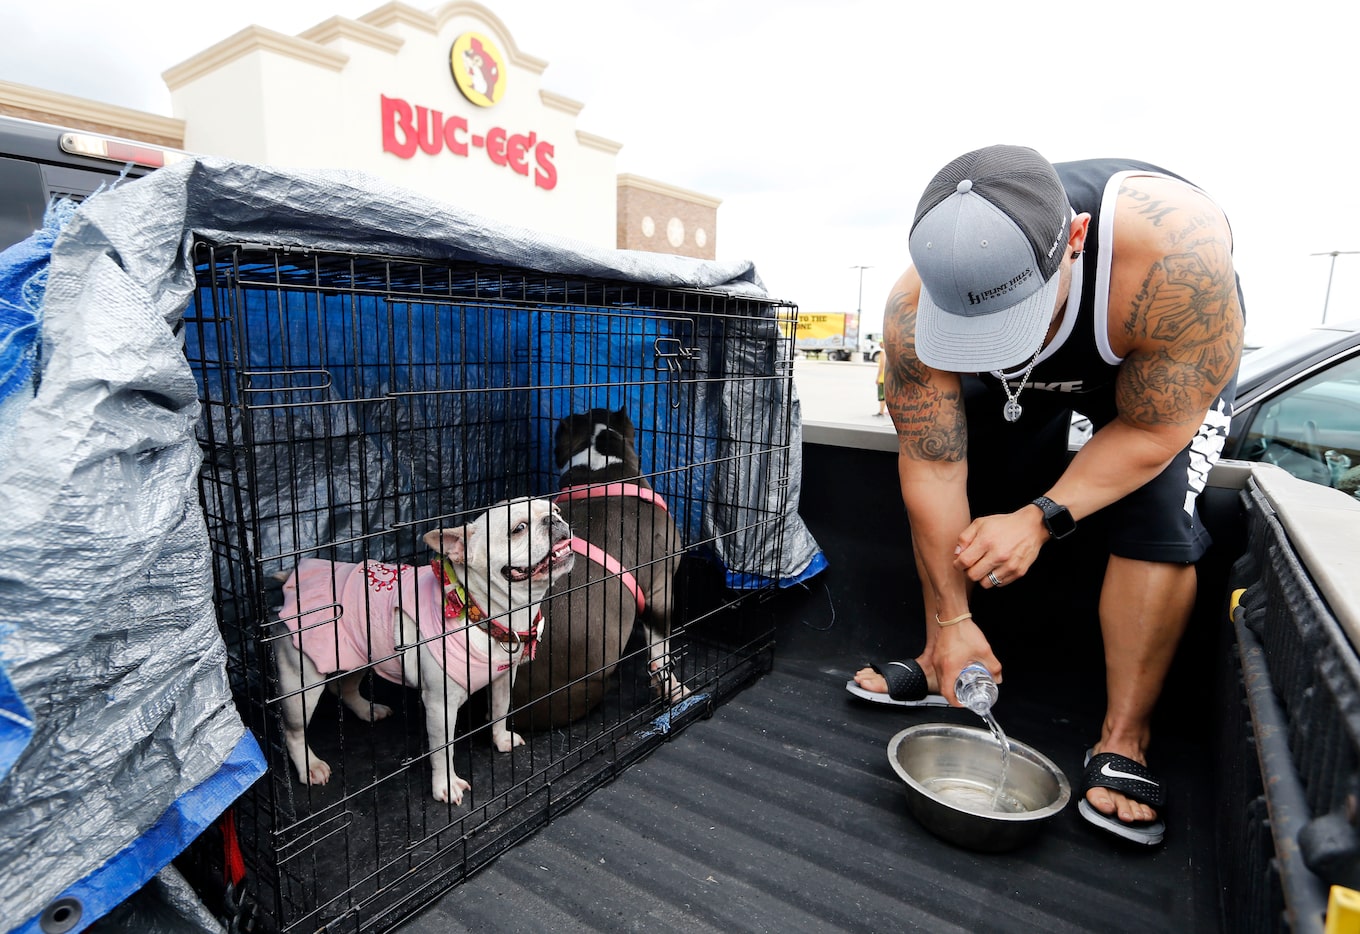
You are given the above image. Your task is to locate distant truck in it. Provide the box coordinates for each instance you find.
[794,311,859,361]
[860,331,883,363]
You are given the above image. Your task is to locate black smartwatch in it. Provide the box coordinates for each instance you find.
[1032,496,1076,539]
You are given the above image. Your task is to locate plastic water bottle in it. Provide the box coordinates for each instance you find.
[955,662,999,715]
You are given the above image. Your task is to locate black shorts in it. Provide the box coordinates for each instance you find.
[961,373,1236,564]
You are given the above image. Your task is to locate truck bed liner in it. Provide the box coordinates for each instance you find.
[406,655,1221,933]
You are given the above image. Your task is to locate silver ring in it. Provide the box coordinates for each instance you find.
[987,570,1003,588]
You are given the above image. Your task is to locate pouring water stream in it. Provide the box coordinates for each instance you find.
[956,663,1014,812]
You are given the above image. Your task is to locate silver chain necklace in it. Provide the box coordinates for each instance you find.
[991,344,1044,422]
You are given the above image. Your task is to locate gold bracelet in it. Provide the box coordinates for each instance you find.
[935,612,973,628]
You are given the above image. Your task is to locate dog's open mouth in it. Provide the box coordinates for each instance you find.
[502,537,575,582]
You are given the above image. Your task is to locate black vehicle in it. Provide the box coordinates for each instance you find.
[1066,318,1360,493]
[1226,318,1360,491]
[0,114,182,253]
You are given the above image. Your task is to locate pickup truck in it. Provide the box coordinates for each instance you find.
[6,149,1357,934]
[0,114,179,253]
[396,423,1360,934]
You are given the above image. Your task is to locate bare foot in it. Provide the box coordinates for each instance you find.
[852,662,941,696]
[1086,745,1159,825]
[853,666,888,693]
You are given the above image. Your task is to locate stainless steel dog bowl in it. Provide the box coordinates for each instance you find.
[887,722,1071,852]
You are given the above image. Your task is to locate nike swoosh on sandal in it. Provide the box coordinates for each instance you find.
[1100,762,1158,786]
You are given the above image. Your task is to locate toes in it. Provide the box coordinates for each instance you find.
[1087,786,1156,824]
[853,670,886,691]
[433,776,470,805]
[493,732,524,752]
[1085,785,1117,817]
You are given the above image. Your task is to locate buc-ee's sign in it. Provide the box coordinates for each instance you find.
[379,31,557,191]
[381,96,557,190]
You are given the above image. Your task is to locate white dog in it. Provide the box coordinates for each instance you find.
[272,498,574,804]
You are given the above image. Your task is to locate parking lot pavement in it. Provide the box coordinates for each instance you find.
[793,356,896,434]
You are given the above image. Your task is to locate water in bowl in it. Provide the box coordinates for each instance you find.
[920,774,1026,815]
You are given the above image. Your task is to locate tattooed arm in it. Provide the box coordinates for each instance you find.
[885,268,999,702]
[1044,175,1244,521]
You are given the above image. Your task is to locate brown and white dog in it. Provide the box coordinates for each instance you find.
[272,498,574,804]
[513,409,687,728]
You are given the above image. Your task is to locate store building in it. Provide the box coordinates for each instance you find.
[0,1,717,258]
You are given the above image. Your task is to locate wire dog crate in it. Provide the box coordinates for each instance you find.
[183,240,799,932]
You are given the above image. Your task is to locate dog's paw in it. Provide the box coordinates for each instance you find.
[299,758,332,786]
[360,702,393,722]
[433,775,471,805]
[493,731,525,753]
[650,667,691,704]
[340,691,392,722]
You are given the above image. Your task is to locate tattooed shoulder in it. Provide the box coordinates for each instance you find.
[880,271,969,460]
[1116,231,1243,428]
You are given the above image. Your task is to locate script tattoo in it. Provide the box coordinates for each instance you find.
[884,289,966,461]
[1118,182,1179,227]
[1117,237,1242,427]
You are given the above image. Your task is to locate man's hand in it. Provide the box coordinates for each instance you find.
[923,619,1002,707]
[953,506,1049,589]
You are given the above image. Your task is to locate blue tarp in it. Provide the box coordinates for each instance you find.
[173,157,822,586]
[187,285,819,586]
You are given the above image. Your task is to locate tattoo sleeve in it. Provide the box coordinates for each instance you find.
[884,288,967,461]
[1117,235,1244,428]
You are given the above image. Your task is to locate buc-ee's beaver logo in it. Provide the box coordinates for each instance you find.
[450,32,505,107]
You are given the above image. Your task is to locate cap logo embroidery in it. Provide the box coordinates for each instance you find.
[967,268,1033,306]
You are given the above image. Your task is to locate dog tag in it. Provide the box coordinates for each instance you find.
[1003,401,1022,423]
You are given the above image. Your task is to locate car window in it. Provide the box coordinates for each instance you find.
[1240,354,1360,493]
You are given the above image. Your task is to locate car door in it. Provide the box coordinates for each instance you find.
[1231,349,1360,493]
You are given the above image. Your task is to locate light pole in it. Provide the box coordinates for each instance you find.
[850,264,872,323]
[1311,250,1360,324]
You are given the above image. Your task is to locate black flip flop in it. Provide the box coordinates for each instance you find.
[1078,750,1166,845]
[844,660,948,707]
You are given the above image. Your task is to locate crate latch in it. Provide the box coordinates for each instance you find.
[653,337,696,409]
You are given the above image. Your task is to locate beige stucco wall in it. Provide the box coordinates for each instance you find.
[2,3,720,259]
[163,2,624,248]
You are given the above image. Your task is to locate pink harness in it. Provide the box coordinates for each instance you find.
[554,483,668,615]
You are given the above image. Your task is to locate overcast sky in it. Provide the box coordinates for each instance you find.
[4,0,1358,344]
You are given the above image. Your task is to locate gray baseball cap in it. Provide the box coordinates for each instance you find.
[909,145,1072,371]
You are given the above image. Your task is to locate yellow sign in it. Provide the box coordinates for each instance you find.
[797,313,849,342]
[450,32,506,107]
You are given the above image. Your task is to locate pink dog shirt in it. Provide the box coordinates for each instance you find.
[280,558,523,694]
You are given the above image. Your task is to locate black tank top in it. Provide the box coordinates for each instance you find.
[989,158,1192,427]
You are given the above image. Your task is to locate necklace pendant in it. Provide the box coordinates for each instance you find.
[1003,400,1022,422]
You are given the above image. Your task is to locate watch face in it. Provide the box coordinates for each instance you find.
[1046,505,1077,538]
